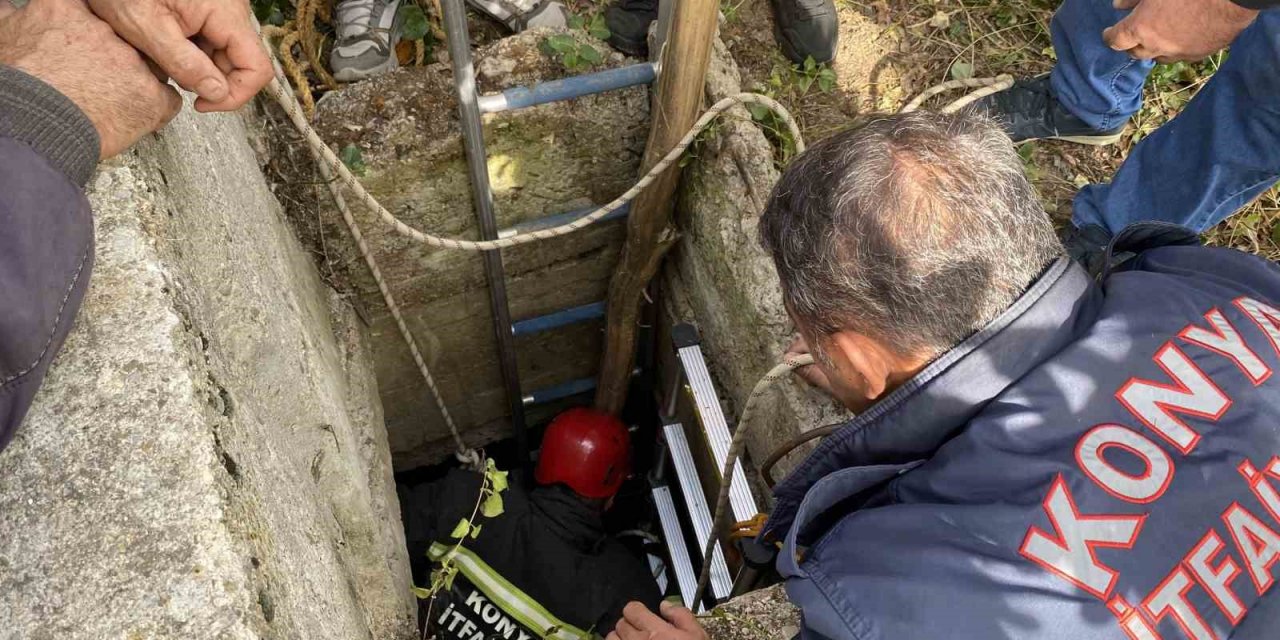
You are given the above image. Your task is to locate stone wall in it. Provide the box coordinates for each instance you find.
[305,29,649,468]
[0,102,415,639]
[665,40,849,487]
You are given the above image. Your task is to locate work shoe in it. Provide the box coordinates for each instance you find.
[972,75,1125,145]
[470,0,570,31]
[605,0,658,58]
[769,0,838,64]
[331,0,403,82]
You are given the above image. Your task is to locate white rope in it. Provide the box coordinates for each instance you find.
[262,77,804,251]
[900,74,1015,114]
[265,36,475,457]
[692,354,812,605]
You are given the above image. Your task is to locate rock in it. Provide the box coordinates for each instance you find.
[704,585,801,640]
[0,101,415,638]
[305,28,650,467]
[666,39,850,487]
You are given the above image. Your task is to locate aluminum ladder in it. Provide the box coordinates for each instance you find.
[652,323,763,609]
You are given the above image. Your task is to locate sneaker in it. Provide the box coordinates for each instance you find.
[605,0,658,58]
[972,75,1125,145]
[469,0,569,31]
[769,0,838,64]
[331,0,403,82]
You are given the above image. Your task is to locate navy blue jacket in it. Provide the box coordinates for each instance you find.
[0,65,99,452]
[766,229,1280,639]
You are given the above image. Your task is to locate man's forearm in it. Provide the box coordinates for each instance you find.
[0,65,98,453]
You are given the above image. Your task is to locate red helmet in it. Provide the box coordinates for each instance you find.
[534,408,631,499]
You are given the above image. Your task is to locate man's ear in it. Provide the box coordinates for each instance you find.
[827,330,895,402]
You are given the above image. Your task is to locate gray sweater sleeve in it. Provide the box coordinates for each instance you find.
[0,65,99,453]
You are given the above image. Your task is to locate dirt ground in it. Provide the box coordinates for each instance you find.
[719,0,1280,259]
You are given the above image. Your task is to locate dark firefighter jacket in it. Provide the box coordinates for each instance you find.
[764,227,1280,639]
[398,469,662,639]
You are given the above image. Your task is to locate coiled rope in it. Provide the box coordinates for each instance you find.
[689,72,1019,606]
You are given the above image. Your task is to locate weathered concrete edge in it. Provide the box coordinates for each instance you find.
[0,101,415,639]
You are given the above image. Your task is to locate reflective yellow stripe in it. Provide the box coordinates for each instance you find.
[428,543,596,640]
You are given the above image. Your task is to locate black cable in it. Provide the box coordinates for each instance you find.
[761,424,840,489]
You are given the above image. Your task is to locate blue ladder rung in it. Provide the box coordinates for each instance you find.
[523,376,597,407]
[512,302,606,337]
[497,202,631,239]
[478,62,657,114]
[523,368,640,407]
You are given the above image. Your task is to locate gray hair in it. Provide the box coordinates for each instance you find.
[758,110,1063,359]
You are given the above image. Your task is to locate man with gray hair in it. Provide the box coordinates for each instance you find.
[610,110,1280,639]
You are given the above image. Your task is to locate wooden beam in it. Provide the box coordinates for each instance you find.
[594,0,721,415]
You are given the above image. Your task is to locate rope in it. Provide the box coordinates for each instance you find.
[900,74,1015,114]
[691,353,813,604]
[264,35,474,458]
[262,77,803,251]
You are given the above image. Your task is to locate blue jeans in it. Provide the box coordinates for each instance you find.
[1050,0,1280,234]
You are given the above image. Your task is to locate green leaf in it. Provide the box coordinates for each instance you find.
[411,585,434,599]
[481,491,505,518]
[450,518,471,539]
[817,68,836,93]
[399,4,429,41]
[950,62,974,81]
[546,34,578,54]
[1017,142,1035,162]
[578,45,603,65]
[796,74,814,94]
[588,14,611,40]
[487,467,509,493]
[443,565,458,589]
[803,55,817,73]
[567,14,585,29]
[470,523,483,539]
[1271,222,1280,247]
[747,104,770,121]
[563,51,580,70]
[339,144,367,176]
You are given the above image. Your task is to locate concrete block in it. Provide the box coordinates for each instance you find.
[0,101,415,638]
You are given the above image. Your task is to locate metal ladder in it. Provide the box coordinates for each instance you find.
[652,323,762,609]
[439,0,656,466]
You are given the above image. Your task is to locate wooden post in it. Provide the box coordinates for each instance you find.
[594,0,722,414]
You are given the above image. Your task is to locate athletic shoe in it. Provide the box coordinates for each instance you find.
[769,0,838,64]
[331,0,403,82]
[469,0,569,31]
[972,75,1125,145]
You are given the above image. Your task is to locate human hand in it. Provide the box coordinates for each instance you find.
[0,0,183,158]
[608,601,709,640]
[785,334,835,398]
[85,0,272,112]
[1103,0,1258,62]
